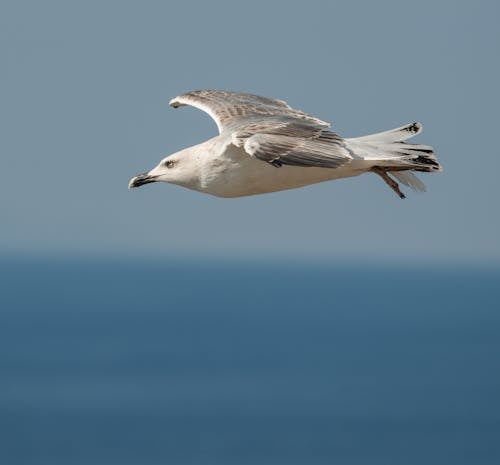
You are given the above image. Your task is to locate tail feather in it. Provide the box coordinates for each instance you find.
[353,122,423,143]
[345,122,441,198]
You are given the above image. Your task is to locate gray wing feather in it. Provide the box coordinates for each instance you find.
[244,134,303,164]
[232,117,325,145]
[244,131,350,169]
[169,90,330,133]
[170,89,351,169]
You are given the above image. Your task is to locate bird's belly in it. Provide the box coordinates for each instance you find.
[200,154,363,198]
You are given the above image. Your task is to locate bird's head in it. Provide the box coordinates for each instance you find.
[128,149,199,190]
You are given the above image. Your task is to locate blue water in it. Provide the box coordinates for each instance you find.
[1,259,499,465]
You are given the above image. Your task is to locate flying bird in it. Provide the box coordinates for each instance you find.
[129,90,441,199]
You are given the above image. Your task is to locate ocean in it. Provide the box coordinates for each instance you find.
[1,258,499,465]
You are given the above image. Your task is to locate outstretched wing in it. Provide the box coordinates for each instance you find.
[169,90,329,133]
[170,90,352,169]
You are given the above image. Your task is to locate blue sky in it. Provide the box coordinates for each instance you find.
[1,0,499,262]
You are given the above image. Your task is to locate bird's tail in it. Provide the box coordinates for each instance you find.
[345,122,441,198]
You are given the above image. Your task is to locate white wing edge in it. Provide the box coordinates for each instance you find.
[169,96,224,133]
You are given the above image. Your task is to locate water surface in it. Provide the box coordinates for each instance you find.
[1,259,499,465]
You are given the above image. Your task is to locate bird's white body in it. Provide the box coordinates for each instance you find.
[129,90,441,199]
[167,136,366,198]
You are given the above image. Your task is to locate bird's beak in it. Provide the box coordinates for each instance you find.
[128,173,158,189]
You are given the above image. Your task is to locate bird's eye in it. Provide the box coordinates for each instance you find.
[163,160,175,168]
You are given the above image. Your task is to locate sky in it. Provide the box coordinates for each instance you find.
[1,0,499,263]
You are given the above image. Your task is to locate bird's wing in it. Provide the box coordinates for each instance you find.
[169,90,330,134]
[238,127,352,169]
[170,90,352,168]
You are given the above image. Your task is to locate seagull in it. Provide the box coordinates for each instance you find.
[129,90,441,199]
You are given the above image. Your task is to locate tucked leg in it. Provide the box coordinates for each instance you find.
[371,167,406,199]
